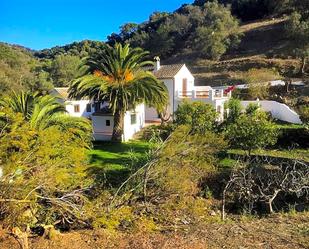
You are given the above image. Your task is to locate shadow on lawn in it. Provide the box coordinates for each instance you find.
[87,165,131,189]
[87,141,151,189]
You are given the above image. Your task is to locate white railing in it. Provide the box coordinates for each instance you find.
[176,89,231,100]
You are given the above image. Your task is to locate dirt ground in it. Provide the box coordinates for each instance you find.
[1,213,308,249]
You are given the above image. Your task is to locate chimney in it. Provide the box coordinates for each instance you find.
[154,56,160,71]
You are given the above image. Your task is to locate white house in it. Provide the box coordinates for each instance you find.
[51,59,231,141]
[51,88,145,141]
[145,58,231,122]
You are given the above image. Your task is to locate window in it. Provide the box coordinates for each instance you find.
[130,114,137,125]
[74,104,80,113]
[86,103,92,112]
[106,119,111,126]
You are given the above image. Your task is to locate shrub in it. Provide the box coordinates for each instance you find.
[174,101,218,134]
[298,105,309,124]
[245,103,260,116]
[223,158,309,215]
[224,98,242,124]
[0,108,93,228]
[225,111,278,155]
[151,125,227,196]
[140,124,175,142]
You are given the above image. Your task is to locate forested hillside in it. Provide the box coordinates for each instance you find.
[0,0,308,94]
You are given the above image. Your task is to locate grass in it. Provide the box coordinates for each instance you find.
[228,148,309,162]
[88,140,151,187]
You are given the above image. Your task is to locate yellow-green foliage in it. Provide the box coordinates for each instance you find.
[93,206,134,230]
[156,196,213,226]
[133,216,158,233]
[0,108,92,227]
[153,125,227,196]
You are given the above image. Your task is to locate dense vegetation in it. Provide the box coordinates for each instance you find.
[0,2,308,246]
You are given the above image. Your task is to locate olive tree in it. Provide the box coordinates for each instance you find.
[174,101,218,134]
[226,111,278,156]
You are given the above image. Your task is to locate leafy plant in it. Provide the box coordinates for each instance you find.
[226,110,278,155]
[174,101,218,134]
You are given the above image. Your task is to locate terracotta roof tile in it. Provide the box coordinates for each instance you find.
[52,87,69,99]
[152,64,184,79]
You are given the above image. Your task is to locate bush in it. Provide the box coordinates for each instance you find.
[224,158,309,214]
[140,124,175,142]
[298,105,309,124]
[151,125,227,196]
[0,108,93,228]
[175,101,218,134]
[224,98,242,124]
[225,111,278,155]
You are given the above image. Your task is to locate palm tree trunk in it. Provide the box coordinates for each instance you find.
[112,110,125,142]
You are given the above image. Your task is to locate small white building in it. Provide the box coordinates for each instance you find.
[51,88,145,141]
[145,59,231,122]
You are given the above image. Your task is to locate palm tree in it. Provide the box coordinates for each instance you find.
[0,91,91,141]
[69,43,168,142]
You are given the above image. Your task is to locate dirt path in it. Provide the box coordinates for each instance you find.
[1,213,308,249]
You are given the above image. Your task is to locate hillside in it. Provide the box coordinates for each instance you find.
[164,17,302,87]
[0,42,52,94]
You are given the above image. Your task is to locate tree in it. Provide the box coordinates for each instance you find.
[224,98,242,124]
[245,103,260,116]
[69,43,168,142]
[50,54,82,86]
[192,1,241,59]
[174,101,218,134]
[0,91,91,140]
[286,11,309,74]
[226,110,278,155]
[223,158,308,217]
[0,43,52,94]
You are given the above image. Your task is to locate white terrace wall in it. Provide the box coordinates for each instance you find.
[241,100,302,124]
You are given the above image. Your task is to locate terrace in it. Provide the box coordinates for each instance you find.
[176,88,231,101]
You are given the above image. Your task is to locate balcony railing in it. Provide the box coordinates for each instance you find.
[196,91,209,98]
[176,89,231,100]
[178,91,193,98]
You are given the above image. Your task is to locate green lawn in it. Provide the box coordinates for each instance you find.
[228,148,309,162]
[88,140,151,187]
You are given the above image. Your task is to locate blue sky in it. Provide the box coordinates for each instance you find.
[0,0,194,50]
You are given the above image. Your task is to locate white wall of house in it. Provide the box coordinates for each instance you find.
[92,115,114,141]
[93,104,145,142]
[241,100,302,124]
[145,65,195,122]
[145,78,174,122]
[123,104,145,141]
[65,100,93,118]
[174,65,195,94]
